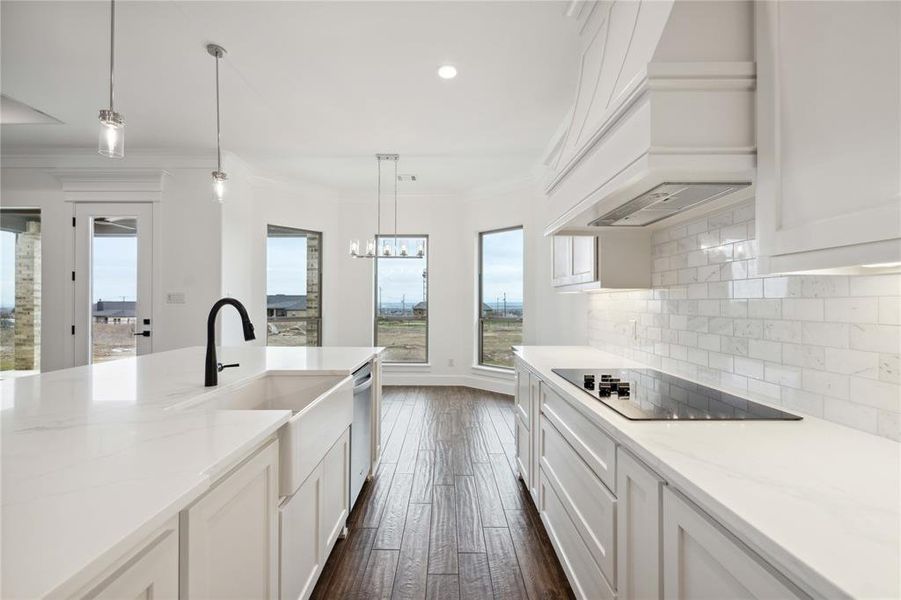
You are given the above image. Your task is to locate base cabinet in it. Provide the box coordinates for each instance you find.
[182,440,280,600]
[662,487,800,599]
[280,428,350,600]
[616,447,664,600]
[81,518,179,600]
[539,468,615,600]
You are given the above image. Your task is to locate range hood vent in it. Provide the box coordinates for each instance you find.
[589,183,750,227]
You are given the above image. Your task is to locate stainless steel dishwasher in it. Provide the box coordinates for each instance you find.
[350,362,373,509]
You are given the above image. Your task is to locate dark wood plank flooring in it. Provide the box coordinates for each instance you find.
[311,386,574,600]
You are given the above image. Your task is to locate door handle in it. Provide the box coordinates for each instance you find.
[134,331,151,337]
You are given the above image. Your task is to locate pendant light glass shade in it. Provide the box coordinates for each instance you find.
[97,0,124,158]
[211,171,227,203]
[98,109,124,158]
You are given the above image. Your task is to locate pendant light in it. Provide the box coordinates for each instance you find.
[350,154,422,259]
[207,43,228,203]
[97,0,124,158]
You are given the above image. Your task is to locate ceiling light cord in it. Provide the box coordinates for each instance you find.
[377,158,382,238]
[393,158,399,249]
[215,51,222,173]
[108,0,115,111]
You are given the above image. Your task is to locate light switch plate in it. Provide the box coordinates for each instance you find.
[166,292,186,305]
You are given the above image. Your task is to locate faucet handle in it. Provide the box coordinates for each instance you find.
[217,362,240,372]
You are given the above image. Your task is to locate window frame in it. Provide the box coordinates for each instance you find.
[265,224,323,347]
[477,225,524,370]
[373,234,429,364]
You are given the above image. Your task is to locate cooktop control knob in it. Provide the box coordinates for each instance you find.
[583,374,595,390]
[608,378,621,392]
[617,382,631,397]
[598,384,612,397]
[600,374,612,381]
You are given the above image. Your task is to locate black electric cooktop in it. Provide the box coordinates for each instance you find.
[551,368,802,421]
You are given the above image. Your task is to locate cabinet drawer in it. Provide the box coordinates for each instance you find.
[541,384,616,492]
[539,468,615,600]
[540,416,616,588]
[516,415,530,487]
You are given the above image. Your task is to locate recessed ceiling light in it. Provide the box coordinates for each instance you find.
[437,65,457,80]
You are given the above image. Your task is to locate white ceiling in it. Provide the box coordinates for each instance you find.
[0,1,580,194]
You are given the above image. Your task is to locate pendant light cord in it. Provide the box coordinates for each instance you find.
[377,158,382,239]
[215,52,222,173]
[108,0,115,111]
[393,159,399,250]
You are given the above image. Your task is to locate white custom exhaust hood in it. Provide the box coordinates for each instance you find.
[544,0,756,234]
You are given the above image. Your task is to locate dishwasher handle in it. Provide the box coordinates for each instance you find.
[353,373,373,394]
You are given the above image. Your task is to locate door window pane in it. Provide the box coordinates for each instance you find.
[479,227,523,369]
[92,217,137,363]
[1,209,41,375]
[267,225,322,346]
[375,236,428,363]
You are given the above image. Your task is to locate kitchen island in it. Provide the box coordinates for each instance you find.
[1,345,382,599]
[513,346,900,600]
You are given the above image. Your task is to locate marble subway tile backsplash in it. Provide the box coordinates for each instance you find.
[587,199,901,440]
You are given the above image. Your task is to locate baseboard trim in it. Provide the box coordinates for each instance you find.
[382,373,514,396]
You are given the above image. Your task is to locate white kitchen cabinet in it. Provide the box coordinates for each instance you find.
[280,428,350,600]
[80,518,179,600]
[551,235,596,287]
[756,0,901,273]
[183,440,280,600]
[539,467,615,600]
[540,416,616,589]
[514,365,530,426]
[550,232,651,292]
[515,415,530,491]
[617,447,664,600]
[662,487,800,599]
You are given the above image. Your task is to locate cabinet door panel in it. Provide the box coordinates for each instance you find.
[539,468,615,600]
[322,428,350,552]
[571,235,597,282]
[515,415,530,488]
[552,236,574,285]
[662,487,800,599]
[528,376,541,503]
[184,441,279,600]
[617,447,664,600]
[757,0,901,271]
[281,465,323,600]
[540,417,616,587]
[514,367,530,426]
[88,521,178,600]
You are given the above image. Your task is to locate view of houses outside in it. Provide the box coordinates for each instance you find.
[479,227,524,369]
[91,233,138,363]
[375,236,428,363]
[266,226,322,346]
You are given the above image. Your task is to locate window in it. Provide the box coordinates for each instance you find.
[479,227,523,369]
[1,209,41,374]
[374,235,428,363]
[266,225,322,346]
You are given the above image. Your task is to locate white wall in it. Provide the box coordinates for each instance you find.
[1,153,223,371]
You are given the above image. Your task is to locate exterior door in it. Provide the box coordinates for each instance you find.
[74,202,153,366]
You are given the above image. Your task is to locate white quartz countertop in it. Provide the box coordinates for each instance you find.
[514,346,900,600]
[1,345,382,599]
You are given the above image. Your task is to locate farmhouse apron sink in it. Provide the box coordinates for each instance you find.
[172,373,353,497]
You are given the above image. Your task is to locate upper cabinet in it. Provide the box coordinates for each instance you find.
[543,0,756,234]
[756,1,901,273]
[550,230,651,291]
